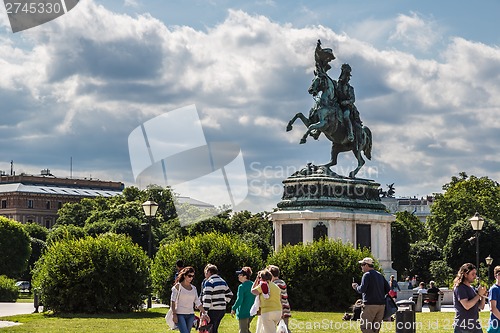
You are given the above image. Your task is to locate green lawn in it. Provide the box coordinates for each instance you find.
[15,294,34,304]
[0,309,492,332]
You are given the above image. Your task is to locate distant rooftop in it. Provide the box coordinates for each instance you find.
[0,174,124,191]
[176,196,215,208]
[0,183,121,197]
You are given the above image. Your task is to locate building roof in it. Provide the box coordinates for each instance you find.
[176,196,214,208]
[0,183,121,197]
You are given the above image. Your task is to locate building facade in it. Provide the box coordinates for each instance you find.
[381,196,434,222]
[0,174,124,228]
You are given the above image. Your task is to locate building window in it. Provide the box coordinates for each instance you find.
[282,224,303,246]
[45,219,51,228]
[46,201,51,209]
[313,222,328,241]
[1,200,6,209]
[28,200,34,209]
[27,219,34,223]
[58,201,63,209]
[356,224,371,250]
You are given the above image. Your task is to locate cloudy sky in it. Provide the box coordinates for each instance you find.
[1,0,499,213]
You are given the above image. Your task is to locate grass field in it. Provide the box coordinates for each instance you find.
[0,308,493,333]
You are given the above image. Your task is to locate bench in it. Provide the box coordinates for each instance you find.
[411,292,443,312]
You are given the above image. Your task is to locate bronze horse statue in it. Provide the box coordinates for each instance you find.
[286,70,372,178]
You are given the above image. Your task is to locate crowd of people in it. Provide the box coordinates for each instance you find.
[169,261,292,333]
[168,257,500,333]
[351,258,500,333]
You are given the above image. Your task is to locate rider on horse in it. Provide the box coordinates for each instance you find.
[336,63,362,144]
[308,40,338,135]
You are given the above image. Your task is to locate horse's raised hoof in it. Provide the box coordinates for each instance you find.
[286,124,293,132]
[300,138,307,144]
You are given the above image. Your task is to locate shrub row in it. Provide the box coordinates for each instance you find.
[32,230,376,313]
[152,232,264,304]
[268,238,376,311]
[0,275,18,302]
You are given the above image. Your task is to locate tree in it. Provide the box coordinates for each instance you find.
[443,218,500,271]
[427,174,500,247]
[20,238,47,281]
[0,217,31,278]
[23,223,49,242]
[56,198,96,227]
[46,224,86,244]
[429,260,453,288]
[391,220,411,279]
[408,240,442,283]
[395,211,427,243]
[185,216,230,236]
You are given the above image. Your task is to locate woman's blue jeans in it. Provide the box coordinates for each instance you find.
[177,313,195,333]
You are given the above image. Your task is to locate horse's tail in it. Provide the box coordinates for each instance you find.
[363,126,372,160]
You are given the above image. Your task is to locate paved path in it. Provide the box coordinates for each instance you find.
[0,302,40,328]
[0,302,39,317]
[0,303,168,328]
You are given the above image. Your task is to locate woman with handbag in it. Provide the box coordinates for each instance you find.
[389,275,400,300]
[251,269,282,333]
[171,266,210,333]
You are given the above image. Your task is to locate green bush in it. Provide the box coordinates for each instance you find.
[23,222,49,242]
[152,232,264,304]
[32,233,151,313]
[46,224,87,244]
[0,275,18,302]
[0,216,31,278]
[267,238,375,311]
[83,220,113,237]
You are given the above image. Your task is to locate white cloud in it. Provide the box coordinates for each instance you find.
[389,12,440,52]
[1,2,500,210]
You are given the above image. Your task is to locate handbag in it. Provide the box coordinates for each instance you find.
[250,295,260,316]
[388,289,397,298]
[199,319,213,333]
[165,284,181,330]
[276,319,288,333]
[383,294,397,320]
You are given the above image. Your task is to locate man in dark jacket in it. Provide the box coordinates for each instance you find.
[352,257,390,333]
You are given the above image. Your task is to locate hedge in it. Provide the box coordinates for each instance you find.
[32,233,150,313]
[152,232,264,304]
[267,238,376,311]
[0,275,18,302]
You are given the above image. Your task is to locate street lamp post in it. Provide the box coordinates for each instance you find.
[142,200,159,309]
[486,255,494,282]
[469,212,484,281]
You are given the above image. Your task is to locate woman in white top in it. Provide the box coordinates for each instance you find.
[171,266,209,333]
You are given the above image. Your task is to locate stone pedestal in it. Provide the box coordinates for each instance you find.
[270,165,396,278]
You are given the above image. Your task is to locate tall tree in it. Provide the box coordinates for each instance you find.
[443,218,500,271]
[0,217,31,278]
[391,220,411,279]
[427,173,500,247]
[395,211,427,243]
[408,240,442,283]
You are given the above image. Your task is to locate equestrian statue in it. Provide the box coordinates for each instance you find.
[286,40,372,178]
